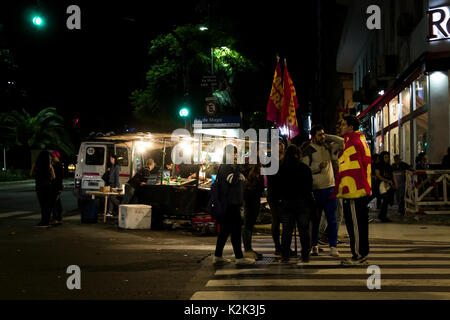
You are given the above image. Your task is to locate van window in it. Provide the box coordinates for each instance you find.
[85,147,105,165]
[116,147,129,166]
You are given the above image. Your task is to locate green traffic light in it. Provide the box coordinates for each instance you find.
[179,107,189,117]
[32,15,44,26]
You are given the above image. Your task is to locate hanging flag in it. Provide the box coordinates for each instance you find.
[266,57,283,127]
[280,59,299,140]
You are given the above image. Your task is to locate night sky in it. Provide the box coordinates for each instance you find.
[1,0,322,135]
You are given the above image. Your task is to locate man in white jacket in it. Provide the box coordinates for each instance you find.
[302,125,344,257]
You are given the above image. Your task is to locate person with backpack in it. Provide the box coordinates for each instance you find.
[301,124,344,257]
[210,145,255,266]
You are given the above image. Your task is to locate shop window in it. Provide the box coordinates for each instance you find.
[375,111,382,133]
[376,134,383,154]
[390,127,399,162]
[389,96,399,124]
[414,75,427,110]
[402,121,411,166]
[383,105,389,128]
[400,86,410,117]
[384,131,389,152]
[414,112,428,157]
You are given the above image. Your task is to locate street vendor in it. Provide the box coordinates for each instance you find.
[122,158,155,204]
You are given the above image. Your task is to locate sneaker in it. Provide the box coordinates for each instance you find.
[280,257,290,263]
[235,257,256,266]
[105,212,114,217]
[341,256,369,266]
[50,220,62,226]
[368,218,375,223]
[311,246,319,256]
[244,250,259,260]
[330,247,340,257]
[296,257,310,265]
[212,256,231,266]
[33,222,50,228]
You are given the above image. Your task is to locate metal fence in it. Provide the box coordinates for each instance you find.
[405,170,450,215]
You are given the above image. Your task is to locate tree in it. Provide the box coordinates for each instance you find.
[0,107,74,168]
[130,24,256,131]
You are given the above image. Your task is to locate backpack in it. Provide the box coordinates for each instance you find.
[207,167,229,219]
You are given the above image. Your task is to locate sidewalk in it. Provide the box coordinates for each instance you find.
[0,178,74,191]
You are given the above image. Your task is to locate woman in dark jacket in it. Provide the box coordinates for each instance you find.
[31,150,55,227]
[376,151,398,222]
[242,161,265,260]
[107,155,120,216]
[277,144,313,264]
[212,145,255,266]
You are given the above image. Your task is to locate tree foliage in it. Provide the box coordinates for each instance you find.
[0,107,74,156]
[130,24,256,130]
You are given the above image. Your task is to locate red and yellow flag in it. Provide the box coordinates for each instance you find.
[266,57,283,127]
[280,60,299,139]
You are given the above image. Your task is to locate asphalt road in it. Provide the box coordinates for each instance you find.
[1,182,449,301]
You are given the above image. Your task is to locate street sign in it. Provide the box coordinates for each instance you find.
[193,115,241,128]
[201,75,218,88]
[205,101,217,116]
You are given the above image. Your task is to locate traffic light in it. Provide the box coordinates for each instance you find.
[32,15,44,27]
[179,107,190,118]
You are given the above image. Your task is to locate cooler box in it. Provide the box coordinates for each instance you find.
[118,204,152,229]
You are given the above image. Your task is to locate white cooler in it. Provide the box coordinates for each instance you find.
[118,204,152,229]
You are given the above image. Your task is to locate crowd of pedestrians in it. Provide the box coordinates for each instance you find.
[212,115,373,267]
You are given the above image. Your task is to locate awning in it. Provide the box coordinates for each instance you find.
[357,53,427,120]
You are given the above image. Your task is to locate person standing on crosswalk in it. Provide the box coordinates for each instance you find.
[334,115,372,266]
[212,145,255,266]
[301,124,344,257]
[277,144,313,264]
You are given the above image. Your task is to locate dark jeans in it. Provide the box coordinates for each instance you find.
[279,199,311,260]
[242,195,261,252]
[343,197,370,259]
[214,205,244,259]
[122,184,136,204]
[311,187,338,247]
[379,189,394,220]
[36,186,53,225]
[268,199,281,251]
[51,191,63,221]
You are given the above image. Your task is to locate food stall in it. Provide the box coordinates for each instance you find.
[90,130,262,228]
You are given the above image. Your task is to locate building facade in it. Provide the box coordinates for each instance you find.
[337,0,450,166]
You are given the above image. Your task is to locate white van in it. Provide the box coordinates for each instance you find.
[73,140,133,199]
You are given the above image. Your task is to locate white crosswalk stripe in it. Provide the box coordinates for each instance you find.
[191,236,450,300]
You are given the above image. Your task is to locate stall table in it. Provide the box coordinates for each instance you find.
[86,190,123,223]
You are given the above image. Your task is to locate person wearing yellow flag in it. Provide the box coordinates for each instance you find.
[333,115,372,266]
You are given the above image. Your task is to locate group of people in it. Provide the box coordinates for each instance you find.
[105,155,156,216]
[31,150,64,227]
[212,115,373,267]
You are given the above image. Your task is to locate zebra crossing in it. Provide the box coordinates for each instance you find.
[191,236,450,300]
